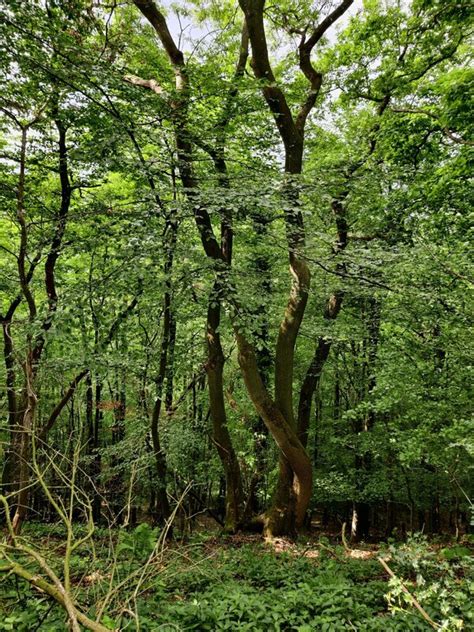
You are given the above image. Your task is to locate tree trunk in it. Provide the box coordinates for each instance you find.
[11,359,36,535]
[91,380,102,524]
[150,220,178,525]
[207,281,244,532]
[236,332,312,534]
[352,297,381,541]
[1,319,18,495]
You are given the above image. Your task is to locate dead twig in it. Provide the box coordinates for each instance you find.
[378,557,439,630]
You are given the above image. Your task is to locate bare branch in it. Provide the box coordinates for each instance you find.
[124,74,166,96]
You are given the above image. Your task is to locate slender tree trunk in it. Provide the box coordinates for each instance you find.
[91,380,102,524]
[297,196,348,447]
[352,297,381,541]
[207,281,243,532]
[297,337,333,449]
[1,320,19,494]
[8,111,72,534]
[150,219,177,525]
[11,358,37,535]
[242,217,273,523]
[313,384,322,464]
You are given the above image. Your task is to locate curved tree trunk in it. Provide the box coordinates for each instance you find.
[236,332,312,533]
[5,113,72,534]
[133,0,247,532]
[237,0,354,535]
[270,225,312,535]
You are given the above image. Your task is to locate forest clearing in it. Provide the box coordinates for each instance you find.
[0,0,473,629]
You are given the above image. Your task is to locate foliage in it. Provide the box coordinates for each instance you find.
[0,0,473,626]
[2,531,473,630]
[384,534,474,631]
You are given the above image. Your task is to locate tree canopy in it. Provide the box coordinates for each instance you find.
[0,0,472,543]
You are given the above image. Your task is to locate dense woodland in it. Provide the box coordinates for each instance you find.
[0,0,473,630]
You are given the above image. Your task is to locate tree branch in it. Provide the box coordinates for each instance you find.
[132,0,223,261]
[124,74,166,96]
[296,0,354,132]
[391,106,474,145]
[238,0,300,152]
[39,370,89,439]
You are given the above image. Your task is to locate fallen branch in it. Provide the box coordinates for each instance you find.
[378,557,439,630]
[1,560,111,632]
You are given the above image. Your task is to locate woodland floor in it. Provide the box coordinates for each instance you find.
[1,524,473,631]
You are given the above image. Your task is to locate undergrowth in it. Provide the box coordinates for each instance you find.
[1,525,472,631]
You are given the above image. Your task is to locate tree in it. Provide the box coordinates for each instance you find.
[0,0,472,540]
